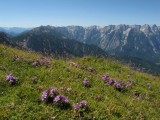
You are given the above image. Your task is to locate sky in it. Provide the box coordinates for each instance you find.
[0,0,160,27]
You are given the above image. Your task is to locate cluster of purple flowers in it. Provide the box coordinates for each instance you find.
[101,73,110,81]
[32,57,51,67]
[101,73,132,91]
[41,87,69,105]
[73,100,88,112]
[113,80,127,91]
[41,90,50,101]
[83,78,90,87]
[50,87,58,97]
[6,73,17,85]
[54,95,69,104]
[105,77,116,86]
[41,87,58,102]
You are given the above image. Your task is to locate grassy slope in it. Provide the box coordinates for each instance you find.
[0,44,160,119]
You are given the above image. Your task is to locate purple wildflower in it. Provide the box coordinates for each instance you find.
[79,100,88,108]
[54,95,69,104]
[6,73,17,84]
[6,74,13,81]
[113,80,126,91]
[113,82,121,89]
[73,103,81,111]
[73,100,88,112]
[83,78,90,86]
[50,87,58,97]
[105,78,116,85]
[41,90,49,101]
[101,73,109,81]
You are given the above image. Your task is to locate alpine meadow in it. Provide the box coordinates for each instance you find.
[0,0,160,119]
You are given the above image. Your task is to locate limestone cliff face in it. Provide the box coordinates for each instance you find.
[51,24,160,62]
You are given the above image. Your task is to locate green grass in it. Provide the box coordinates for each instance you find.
[0,44,160,119]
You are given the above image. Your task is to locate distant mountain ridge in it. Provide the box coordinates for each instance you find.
[12,26,106,57]
[40,24,160,63]
[0,27,32,36]
[0,32,11,44]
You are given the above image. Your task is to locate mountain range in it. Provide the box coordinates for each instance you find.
[1,27,106,58]
[0,24,160,74]
[39,25,160,63]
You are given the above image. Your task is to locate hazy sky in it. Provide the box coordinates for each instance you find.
[0,0,160,27]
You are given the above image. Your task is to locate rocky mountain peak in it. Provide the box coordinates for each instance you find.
[140,24,152,34]
[151,24,159,33]
[115,24,128,31]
